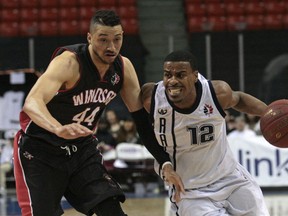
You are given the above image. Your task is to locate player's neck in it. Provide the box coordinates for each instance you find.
[173,95,197,110]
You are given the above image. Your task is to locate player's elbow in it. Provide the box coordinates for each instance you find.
[22,98,33,114]
[22,97,39,116]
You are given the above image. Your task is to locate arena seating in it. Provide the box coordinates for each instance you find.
[225,2,244,16]
[38,21,58,36]
[206,2,226,16]
[0,0,139,37]
[245,14,264,31]
[19,0,38,8]
[78,0,96,7]
[226,15,243,30]
[1,0,19,8]
[21,8,39,21]
[0,21,19,37]
[3,0,286,36]
[59,0,79,7]
[1,8,20,22]
[185,0,288,32]
[39,0,57,8]
[19,20,38,36]
[284,13,288,28]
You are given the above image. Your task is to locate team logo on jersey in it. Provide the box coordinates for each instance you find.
[203,104,213,116]
[111,73,120,85]
[23,151,34,160]
[158,108,167,115]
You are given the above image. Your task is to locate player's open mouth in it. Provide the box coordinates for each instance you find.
[105,52,116,58]
[168,87,182,96]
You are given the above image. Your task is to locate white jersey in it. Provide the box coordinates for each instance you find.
[151,74,237,189]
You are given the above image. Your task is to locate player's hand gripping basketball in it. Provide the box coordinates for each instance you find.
[55,123,93,139]
[162,163,185,203]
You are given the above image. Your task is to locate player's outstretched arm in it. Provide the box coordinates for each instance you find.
[212,80,267,116]
[231,91,267,116]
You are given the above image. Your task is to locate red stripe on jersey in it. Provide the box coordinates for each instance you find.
[19,110,32,133]
[13,131,33,216]
[119,55,124,80]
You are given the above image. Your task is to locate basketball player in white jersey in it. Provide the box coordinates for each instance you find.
[141,50,270,215]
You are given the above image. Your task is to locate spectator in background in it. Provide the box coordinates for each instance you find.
[244,113,262,135]
[105,109,126,143]
[0,129,15,194]
[227,115,256,139]
[122,117,140,144]
[224,110,236,134]
[95,117,117,154]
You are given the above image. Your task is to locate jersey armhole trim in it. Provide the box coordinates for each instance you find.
[150,84,158,123]
[119,55,124,85]
[208,80,226,118]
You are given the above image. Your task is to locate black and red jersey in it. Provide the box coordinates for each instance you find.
[20,43,124,146]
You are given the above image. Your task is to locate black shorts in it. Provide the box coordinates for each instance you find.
[14,132,125,216]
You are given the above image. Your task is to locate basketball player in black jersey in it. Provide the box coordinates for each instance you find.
[13,10,182,216]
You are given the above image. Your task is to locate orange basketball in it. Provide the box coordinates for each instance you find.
[260,99,288,148]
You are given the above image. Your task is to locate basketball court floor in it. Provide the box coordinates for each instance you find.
[1,187,288,216]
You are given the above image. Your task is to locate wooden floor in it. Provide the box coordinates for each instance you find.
[62,192,288,216]
[63,197,167,216]
[2,190,288,215]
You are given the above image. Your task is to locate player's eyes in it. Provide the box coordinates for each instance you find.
[164,73,171,78]
[99,38,107,42]
[176,73,186,79]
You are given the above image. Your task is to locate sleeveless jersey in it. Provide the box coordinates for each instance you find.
[20,43,124,146]
[151,74,237,189]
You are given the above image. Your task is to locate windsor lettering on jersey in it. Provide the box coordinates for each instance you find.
[73,88,117,106]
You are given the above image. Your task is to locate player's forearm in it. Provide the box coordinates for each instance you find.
[130,108,171,166]
[23,98,62,133]
[233,92,268,116]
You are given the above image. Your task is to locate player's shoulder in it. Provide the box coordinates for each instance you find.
[141,82,156,95]
[141,82,156,111]
[120,55,134,72]
[211,80,234,109]
[60,53,79,71]
[211,80,232,94]
[55,50,78,62]
[120,55,130,64]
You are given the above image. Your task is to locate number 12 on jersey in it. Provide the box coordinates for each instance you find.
[187,124,214,145]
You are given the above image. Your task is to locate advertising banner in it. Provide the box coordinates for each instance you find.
[228,135,288,187]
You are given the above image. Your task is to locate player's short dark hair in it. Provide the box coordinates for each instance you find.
[90,10,121,30]
[164,50,198,71]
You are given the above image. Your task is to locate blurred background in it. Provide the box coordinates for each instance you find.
[0,0,288,215]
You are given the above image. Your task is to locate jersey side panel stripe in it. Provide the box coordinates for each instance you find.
[13,131,33,216]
